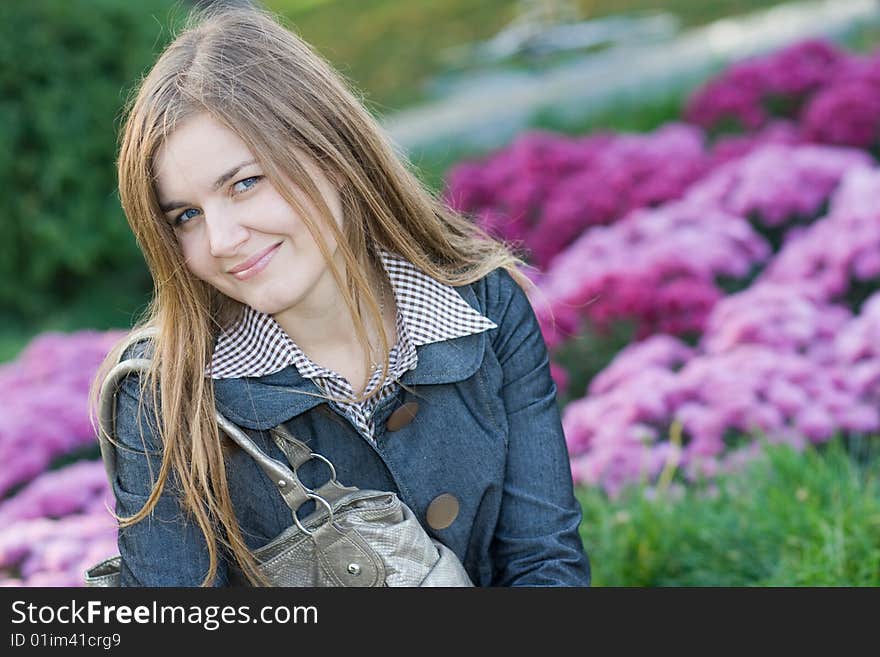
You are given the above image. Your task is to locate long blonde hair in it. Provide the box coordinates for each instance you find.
[89,5,537,586]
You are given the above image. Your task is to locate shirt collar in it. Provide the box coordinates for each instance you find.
[207,248,497,380]
[212,271,494,430]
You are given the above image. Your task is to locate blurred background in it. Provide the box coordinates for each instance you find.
[3,0,880,586]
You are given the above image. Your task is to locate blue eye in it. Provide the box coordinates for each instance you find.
[232,176,262,194]
[173,207,201,227]
[168,176,262,228]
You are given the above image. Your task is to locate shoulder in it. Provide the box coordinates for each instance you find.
[463,265,527,311]
[119,332,156,362]
[464,266,538,343]
[114,334,155,392]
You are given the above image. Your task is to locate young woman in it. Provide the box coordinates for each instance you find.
[92,6,590,587]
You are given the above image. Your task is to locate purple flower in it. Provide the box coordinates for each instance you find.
[535,199,770,344]
[563,330,880,495]
[801,80,880,149]
[0,460,110,526]
[685,38,848,133]
[0,330,126,498]
[760,166,880,302]
[685,143,871,227]
[709,120,803,167]
[700,282,852,360]
[444,125,710,269]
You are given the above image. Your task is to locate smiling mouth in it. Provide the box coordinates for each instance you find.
[229,242,282,280]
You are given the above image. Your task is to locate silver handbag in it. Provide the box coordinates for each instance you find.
[84,343,473,587]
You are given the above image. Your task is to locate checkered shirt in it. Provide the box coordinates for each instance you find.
[206,249,497,442]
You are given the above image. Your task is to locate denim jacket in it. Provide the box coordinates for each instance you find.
[112,267,591,586]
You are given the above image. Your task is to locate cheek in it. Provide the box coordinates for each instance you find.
[267,187,336,241]
[267,196,308,237]
[176,233,214,280]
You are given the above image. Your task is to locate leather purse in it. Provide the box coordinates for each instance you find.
[83,336,473,587]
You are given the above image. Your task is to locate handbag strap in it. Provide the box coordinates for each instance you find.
[96,330,355,521]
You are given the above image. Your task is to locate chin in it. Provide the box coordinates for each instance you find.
[247,295,297,317]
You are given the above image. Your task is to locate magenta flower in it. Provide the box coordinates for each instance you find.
[685,38,847,134]
[686,143,871,227]
[0,330,126,498]
[801,80,880,149]
[535,199,770,345]
[445,124,710,269]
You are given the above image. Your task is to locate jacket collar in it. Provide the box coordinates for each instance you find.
[213,282,487,430]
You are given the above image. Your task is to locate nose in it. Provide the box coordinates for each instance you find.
[204,206,249,258]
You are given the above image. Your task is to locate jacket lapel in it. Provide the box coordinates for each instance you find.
[212,282,489,430]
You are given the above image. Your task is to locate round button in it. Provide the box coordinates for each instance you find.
[426,493,459,530]
[386,401,419,432]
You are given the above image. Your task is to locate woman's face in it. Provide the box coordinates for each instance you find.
[153,112,345,318]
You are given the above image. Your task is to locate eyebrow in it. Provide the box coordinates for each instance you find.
[158,159,258,213]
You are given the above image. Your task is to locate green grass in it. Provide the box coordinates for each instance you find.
[264,0,793,113]
[577,436,880,586]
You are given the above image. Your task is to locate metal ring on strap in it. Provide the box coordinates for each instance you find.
[307,452,339,486]
[293,492,334,536]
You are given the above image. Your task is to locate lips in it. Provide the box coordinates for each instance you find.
[228,242,282,280]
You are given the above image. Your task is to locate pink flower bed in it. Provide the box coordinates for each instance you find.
[448,38,880,496]
[0,330,124,586]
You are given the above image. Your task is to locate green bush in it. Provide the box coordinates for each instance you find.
[0,0,182,320]
[577,437,880,586]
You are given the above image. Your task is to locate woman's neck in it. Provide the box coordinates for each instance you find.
[273,255,395,369]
